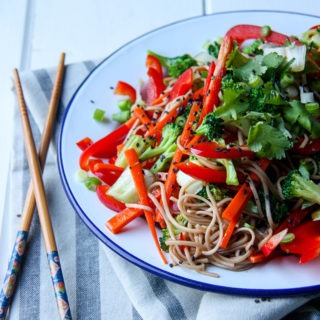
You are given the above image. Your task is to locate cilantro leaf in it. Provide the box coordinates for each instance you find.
[247,121,292,159]
[233,55,267,81]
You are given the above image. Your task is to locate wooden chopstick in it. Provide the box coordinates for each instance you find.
[0,54,72,320]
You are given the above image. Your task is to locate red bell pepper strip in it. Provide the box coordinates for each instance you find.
[114,80,136,103]
[275,205,315,233]
[146,54,163,75]
[293,138,320,155]
[91,163,124,185]
[204,61,216,93]
[76,136,93,151]
[261,228,288,257]
[145,68,166,104]
[96,184,126,212]
[226,24,301,46]
[79,116,136,170]
[177,162,228,183]
[168,68,193,102]
[190,142,255,159]
[281,220,320,263]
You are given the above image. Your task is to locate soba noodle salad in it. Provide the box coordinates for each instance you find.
[77,24,320,277]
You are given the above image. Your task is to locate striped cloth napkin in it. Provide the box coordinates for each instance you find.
[5,60,320,320]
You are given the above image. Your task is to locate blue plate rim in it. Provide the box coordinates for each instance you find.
[57,10,320,297]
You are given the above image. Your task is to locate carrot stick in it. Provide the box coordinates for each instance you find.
[220,158,270,248]
[133,106,154,131]
[105,207,143,234]
[151,91,170,106]
[180,101,201,147]
[199,36,233,124]
[124,148,168,263]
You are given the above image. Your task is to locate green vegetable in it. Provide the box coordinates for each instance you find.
[112,98,133,124]
[281,169,320,205]
[150,143,177,173]
[84,177,102,191]
[195,112,223,140]
[159,214,188,252]
[206,40,221,59]
[247,121,292,159]
[140,123,182,161]
[300,27,320,48]
[93,108,106,122]
[242,39,264,55]
[216,158,239,186]
[107,167,155,203]
[280,233,295,244]
[148,50,198,78]
[260,25,272,38]
[115,134,149,168]
[197,183,229,201]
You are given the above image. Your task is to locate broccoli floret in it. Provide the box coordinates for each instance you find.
[159,214,187,252]
[148,50,198,78]
[140,123,182,161]
[197,184,229,201]
[196,112,223,140]
[115,134,150,168]
[282,169,320,205]
[150,143,177,173]
[216,158,239,186]
[207,40,221,59]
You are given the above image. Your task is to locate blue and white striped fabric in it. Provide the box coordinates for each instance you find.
[5,60,320,319]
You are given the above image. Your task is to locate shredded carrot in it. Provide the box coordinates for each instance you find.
[220,218,237,249]
[249,252,266,264]
[151,91,170,106]
[124,148,168,263]
[106,207,143,234]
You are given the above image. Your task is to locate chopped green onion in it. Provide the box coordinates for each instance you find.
[112,110,130,124]
[93,108,105,122]
[248,75,263,88]
[243,222,254,230]
[312,209,320,221]
[280,73,295,89]
[280,233,295,244]
[306,102,320,117]
[76,170,88,182]
[84,177,102,191]
[117,98,133,111]
[175,115,186,127]
[260,25,271,38]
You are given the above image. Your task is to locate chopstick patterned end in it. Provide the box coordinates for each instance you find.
[47,251,72,320]
[0,230,28,319]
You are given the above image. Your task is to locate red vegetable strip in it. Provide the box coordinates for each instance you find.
[114,80,136,103]
[249,252,266,264]
[190,142,255,159]
[79,116,136,170]
[177,162,227,183]
[146,54,163,74]
[96,185,126,212]
[275,205,315,233]
[204,61,216,93]
[280,220,320,263]
[76,136,93,151]
[133,106,155,132]
[168,68,193,102]
[124,148,168,264]
[105,207,143,234]
[226,24,301,46]
[199,35,233,124]
[261,228,288,257]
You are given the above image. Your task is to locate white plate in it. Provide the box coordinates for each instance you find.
[58,10,320,296]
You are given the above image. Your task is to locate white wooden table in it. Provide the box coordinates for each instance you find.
[0,0,318,301]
